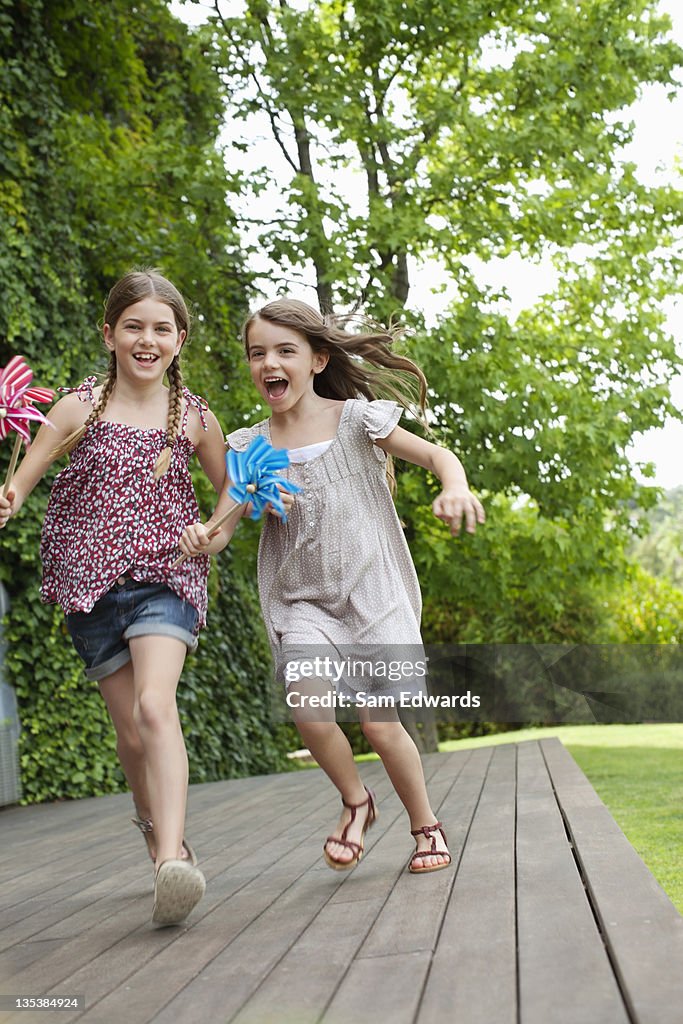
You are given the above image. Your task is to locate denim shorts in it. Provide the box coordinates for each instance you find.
[65,578,199,681]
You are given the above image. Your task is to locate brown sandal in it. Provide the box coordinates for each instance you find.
[131,815,198,867]
[408,821,451,874]
[323,786,378,871]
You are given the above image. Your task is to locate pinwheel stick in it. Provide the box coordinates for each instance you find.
[2,433,22,499]
[172,483,257,568]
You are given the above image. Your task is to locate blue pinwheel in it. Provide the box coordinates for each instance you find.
[174,437,300,566]
[227,435,300,521]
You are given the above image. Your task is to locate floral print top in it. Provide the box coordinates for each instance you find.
[40,377,211,628]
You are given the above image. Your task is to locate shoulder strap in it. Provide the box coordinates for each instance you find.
[181,387,209,434]
[57,375,98,407]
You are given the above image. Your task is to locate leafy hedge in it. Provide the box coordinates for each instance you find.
[0,0,295,802]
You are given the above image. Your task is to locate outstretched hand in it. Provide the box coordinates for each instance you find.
[433,487,485,537]
[0,490,15,529]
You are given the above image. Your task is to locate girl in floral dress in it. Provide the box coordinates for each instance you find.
[0,269,240,925]
[180,299,484,875]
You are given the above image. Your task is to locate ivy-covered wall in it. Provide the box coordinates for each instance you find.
[0,0,295,802]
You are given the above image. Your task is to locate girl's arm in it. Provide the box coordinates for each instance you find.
[0,394,87,528]
[180,416,295,559]
[179,477,295,559]
[187,408,239,555]
[374,426,485,536]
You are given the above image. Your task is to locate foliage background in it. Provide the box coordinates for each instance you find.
[0,0,294,802]
[204,0,683,647]
[1,0,682,801]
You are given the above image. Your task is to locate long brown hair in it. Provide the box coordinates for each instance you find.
[52,269,190,478]
[243,299,428,419]
[244,299,430,493]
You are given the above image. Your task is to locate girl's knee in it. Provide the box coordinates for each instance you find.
[360,718,401,750]
[294,717,339,743]
[134,691,177,733]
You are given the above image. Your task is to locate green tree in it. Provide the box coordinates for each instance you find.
[630,486,683,587]
[608,564,683,644]
[199,0,683,645]
[0,0,292,801]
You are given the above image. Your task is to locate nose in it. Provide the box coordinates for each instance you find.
[262,350,279,370]
[139,327,156,346]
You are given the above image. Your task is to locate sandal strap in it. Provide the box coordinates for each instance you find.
[410,821,444,838]
[325,836,362,856]
[339,803,358,841]
[410,821,447,854]
[132,816,154,834]
[339,787,375,841]
[409,847,452,866]
[341,784,377,812]
[132,817,197,866]
[341,786,376,821]
[325,786,378,849]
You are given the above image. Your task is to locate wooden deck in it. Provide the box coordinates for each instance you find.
[0,739,681,1024]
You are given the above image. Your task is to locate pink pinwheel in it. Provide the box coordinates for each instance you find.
[0,356,54,497]
[0,357,53,442]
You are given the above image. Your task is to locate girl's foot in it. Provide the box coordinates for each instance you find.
[152,859,206,926]
[408,821,452,873]
[131,815,198,866]
[323,787,378,870]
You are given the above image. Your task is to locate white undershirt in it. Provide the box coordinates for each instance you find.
[287,439,334,464]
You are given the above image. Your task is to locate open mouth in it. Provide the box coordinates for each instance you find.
[264,377,288,399]
[133,353,159,365]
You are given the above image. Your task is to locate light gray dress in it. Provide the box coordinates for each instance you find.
[226,399,425,697]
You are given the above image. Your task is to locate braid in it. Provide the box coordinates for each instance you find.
[153,357,184,479]
[51,357,117,460]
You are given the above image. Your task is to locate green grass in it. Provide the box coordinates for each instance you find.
[439,724,683,913]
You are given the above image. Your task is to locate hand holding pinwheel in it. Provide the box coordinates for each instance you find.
[0,356,54,499]
[173,436,301,567]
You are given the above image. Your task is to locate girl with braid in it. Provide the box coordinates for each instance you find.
[0,269,236,926]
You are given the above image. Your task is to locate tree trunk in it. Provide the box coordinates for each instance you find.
[399,708,439,754]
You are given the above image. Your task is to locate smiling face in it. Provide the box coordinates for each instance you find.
[103,296,185,382]
[246,316,328,410]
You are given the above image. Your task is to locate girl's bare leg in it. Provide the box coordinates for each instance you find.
[360,710,449,869]
[289,679,371,865]
[99,662,152,822]
[128,636,189,868]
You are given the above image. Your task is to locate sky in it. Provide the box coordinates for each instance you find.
[170,0,683,490]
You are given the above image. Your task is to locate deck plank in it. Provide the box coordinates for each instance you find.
[418,743,516,1024]
[147,755,460,1024]
[323,951,433,1024]
[541,737,683,1024]
[516,741,629,1024]
[1,771,387,1023]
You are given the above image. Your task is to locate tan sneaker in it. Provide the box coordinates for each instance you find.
[152,859,206,926]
